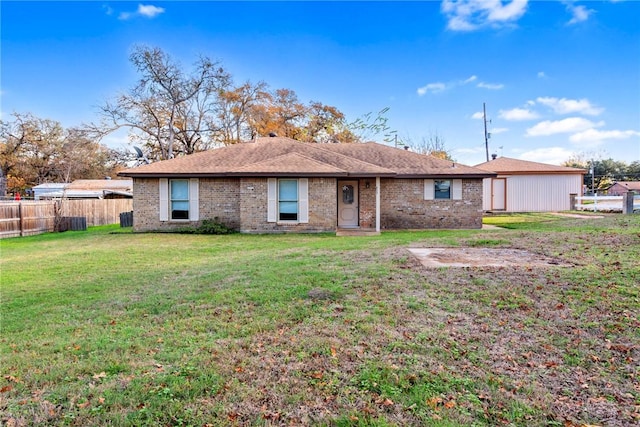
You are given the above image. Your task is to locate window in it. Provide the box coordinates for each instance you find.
[434,180,451,199]
[268,178,308,223]
[278,179,299,221]
[170,179,190,219]
[159,178,199,222]
[342,184,355,204]
[424,179,462,200]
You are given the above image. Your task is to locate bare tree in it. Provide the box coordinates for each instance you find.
[98,46,229,159]
[406,131,453,160]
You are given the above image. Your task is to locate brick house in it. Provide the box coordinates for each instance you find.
[119,137,495,234]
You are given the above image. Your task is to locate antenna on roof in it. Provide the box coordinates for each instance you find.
[133,146,151,165]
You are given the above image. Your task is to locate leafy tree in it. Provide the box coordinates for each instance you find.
[246,88,307,140]
[563,156,631,192]
[0,112,124,193]
[217,80,270,144]
[1,113,66,187]
[625,160,640,180]
[301,101,357,143]
[347,107,398,144]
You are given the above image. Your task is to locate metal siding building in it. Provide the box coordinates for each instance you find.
[475,157,585,212]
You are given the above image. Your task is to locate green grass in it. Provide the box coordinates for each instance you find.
[1,216,639,426]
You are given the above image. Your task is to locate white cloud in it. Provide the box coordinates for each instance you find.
[463,75,478,84]
[537,71,546,78]
[138,4,165,18]
[490,127,509,134]
[417,83,446,96]
[569,128,640,144]
[536,96,603,116]
[477,82,504,90]
[471,111,484,119]
[518,147,577,165]
[566,3,593,25]
[526,117,604,136]
[119,3,165,20]
[499,107,539,121]
[441,0,529,32]
[417,75,503,97]
[417,75,477,96]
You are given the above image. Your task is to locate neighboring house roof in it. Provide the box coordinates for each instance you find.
[66,179,133,191]
[119,137,495,179]
[474,157,586,175]
[32,183,69,190]
[34,180,133,199]
[609,181,640,191]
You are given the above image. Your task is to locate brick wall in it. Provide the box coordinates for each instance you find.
[133,177,337,233]
[132,178,241,232]
[239,177,337,233]
[133,176,483,233]
[132,178,160,231]
[200,178,241,229]
[357,178,377,229]
[373,178,483,229]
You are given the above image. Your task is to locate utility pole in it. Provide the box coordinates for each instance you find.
[483,102,490,162]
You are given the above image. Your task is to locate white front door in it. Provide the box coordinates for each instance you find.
[338,180,359,228]
[492,178,506,210]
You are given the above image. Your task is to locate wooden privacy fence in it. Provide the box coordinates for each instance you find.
[0,199,133,238]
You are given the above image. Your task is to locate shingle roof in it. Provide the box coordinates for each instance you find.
[610,181,640,191]
[474,157,586,175]
[119,137,495,178]
[66,179,133,190]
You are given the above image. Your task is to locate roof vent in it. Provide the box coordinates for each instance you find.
[491,153,498,160]
[268,132,277,137]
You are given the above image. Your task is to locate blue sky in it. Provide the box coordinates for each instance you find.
[2,0,639,166]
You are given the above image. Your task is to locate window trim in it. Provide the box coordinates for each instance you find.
[434,179,451,199]
[424,178,462,201]
[170,179,190,220]
[159,178,199,222]
[267,178,309,224]
[278,178,299,222]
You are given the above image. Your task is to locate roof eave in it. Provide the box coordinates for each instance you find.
[396,173,497,179]
[491,170,587,175]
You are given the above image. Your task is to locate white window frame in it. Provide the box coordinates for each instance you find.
[159,178,199,222]
[278,179,299,221]
[424,179,462,200]
[170,179,190,220]
[267,178,308,223]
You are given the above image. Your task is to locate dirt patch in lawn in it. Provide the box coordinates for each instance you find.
[408,247,572,268]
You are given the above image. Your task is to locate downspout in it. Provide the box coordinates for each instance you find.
[375,176,381,232]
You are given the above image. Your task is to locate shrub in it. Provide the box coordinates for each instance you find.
[177,218,236,235]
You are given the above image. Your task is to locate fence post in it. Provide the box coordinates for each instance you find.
[622,191,635,214]
[19,202,24,237]
[569,193,577,211]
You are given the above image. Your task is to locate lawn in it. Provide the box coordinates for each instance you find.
[1,214,638,426]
